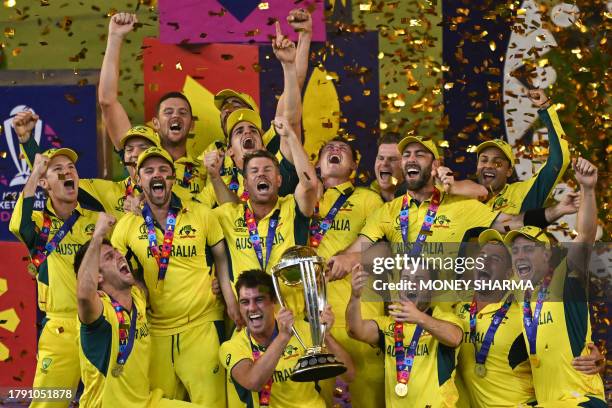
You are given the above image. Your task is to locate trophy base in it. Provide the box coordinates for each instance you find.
[290,352,347,382]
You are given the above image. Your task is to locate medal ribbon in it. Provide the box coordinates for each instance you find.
[124,178,134,199]
[180,162,194,188]
[309,188,353,248]
[248,327,278,407]
[394,322,424,388]
[523,272,552,355]
[224,166,249,201]
[400,188,441,256]
[141,204,178,281]
[469,295,514,365]
[32,210,80,269]
[244,205,280,271]
[111,298,138,368]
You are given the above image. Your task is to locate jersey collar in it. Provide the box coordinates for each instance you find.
[331,180,354,195]
[44,199,83,219]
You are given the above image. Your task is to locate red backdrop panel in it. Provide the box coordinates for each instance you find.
[0,241,37,388]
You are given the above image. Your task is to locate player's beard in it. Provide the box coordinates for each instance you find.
[405,164,432,191]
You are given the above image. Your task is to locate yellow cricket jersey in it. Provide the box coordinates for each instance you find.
[110,194,224,336]
[79,286,151,408]
[314,182,384,326]
[9,195,99,316]
[360,189,499,252]
[373,308,463,408]
[521,261,605,405]
[213,195,310,282]
[219,319,326,408]
[486,106,570,215]
[454,298,535,407]
[173,155,214,206]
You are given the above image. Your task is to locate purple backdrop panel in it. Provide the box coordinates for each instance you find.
[159,0,326,44]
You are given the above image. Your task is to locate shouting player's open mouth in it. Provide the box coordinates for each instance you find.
[404,164,421,180]
[150,178,166,199]
[241,135,255,150]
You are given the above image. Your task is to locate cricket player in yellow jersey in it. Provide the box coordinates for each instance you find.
[99,13,207,204]
[475,89,570,214]
[111,147,240,406]
[309,137,385,408]
[370,133,405,202]
[455,229,536,407]
[13,111,164,218]
[202,21,303,206]
[347,263,464,407]
[9,149,101,408]
[213,117,317,282]
[328,135,575,279]
[504,157,605,407]
[74,212,196,408]
[219,270,354,408]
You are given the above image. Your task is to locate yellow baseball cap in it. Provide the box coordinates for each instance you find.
[136,147,175,172]
[397,136,441,159]
[226,108,263,140]
[119,125,161,149]
[475,139,516,165]
[214,89,259,113]
[503,226,551,247]
[478,229,505,246]
[42,147,78,163]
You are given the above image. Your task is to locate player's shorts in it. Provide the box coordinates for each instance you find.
[30,314,81,408]
[149,320,226,407]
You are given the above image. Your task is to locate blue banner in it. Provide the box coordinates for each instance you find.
[0,85,98,241]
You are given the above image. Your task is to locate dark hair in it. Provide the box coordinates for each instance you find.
[243,150,280,173]
[235,269,276,301]
[155,92,193,117]
[74,238,113,275]
[377,132,402,146]
[318,136,358,162]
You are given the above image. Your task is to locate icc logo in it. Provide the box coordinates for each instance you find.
[3,105,59,187]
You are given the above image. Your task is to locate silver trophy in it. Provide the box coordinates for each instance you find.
[4,105,42,187]
[271,246,346,382]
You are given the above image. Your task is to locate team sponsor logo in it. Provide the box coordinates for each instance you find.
[135,320,150,340]
[40,357,52,373]
[233,217,247,232]
[115,196,126,212]
[492,196,509,211]
[235,232,285,250]
[178,224,197,239]
[434,215,451,227]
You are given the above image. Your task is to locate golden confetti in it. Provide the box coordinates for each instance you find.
[489,41,496,51]
[3,0,16,7]
[257,2,269,10]
[4,28,14,38]
[175,62,182,70]
[359,3,371,11]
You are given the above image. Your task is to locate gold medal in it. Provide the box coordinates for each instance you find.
[474,363,487,377]
[529,355,540,368]
[111,365,124,377]
[394,382,408,397]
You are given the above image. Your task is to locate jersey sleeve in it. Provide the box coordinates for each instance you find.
[197,181,217,208]
[278,155,299,197]
[110,216,130,256]
[359,204,391,242]
[219,336,253,375]
[9,193,38,250]
[518,106,571,212]
[19,136,41,168]
[78,178,119,213]
[433,307,465,331]
[461,199,500,229]
[205,208,224,247]
[263,126,280,155]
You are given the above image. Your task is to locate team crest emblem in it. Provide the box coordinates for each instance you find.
[41,357,52,372]
[283,345,298,358]
[85,224,95,235]
[178,224,197,238]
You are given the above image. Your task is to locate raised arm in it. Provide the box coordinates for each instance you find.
[518,89,571,212]
[434,165,488,200]
[567,158,598,274]
[204,150,239,205]
[9,153,48,249]
[13,111,41,166]
[272,22,302,162]
[211,240,243,329]
[230,308,294,391]
[77,213,116,324]
[99,12,136,149]
[274,118,317,216]
[346,264,381,345]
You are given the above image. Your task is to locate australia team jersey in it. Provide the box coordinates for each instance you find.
[219,319,326,408]
[454,297,534,407]
[9,195,99,315]
[486,106,570,215]
[111,194,224,336]
[373,308,463,408]
[521,261,605,405]
[79,286,151,408]
[313,182,384,325]
[213,195,310,282]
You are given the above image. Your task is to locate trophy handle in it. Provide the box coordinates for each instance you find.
[271,271,308,351]
[301,260,325,348]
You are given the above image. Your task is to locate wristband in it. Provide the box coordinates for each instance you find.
[523,207,550,229]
